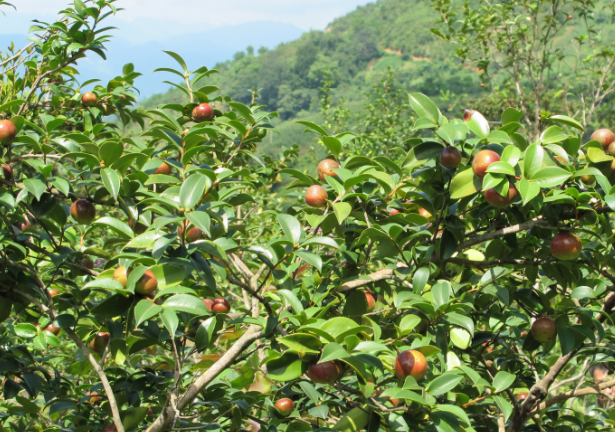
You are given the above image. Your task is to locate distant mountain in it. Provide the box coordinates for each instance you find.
[0,21,305,97]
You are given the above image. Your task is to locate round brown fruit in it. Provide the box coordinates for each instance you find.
[591,364,609,382]
[484,183,517,208]
[80,255,94,270]
[317,159,340,182]
[43,324,60,336]
[135,270,158,296]
[147,407,153,416]
[388,208,400,216]
[2,164,13,181]
[86,391,100,404]
[0,120,17,144]
[531,317,557,343]
[192,103,214,122]
[607,142,615,157]
[70,199,96,224]
[48,289,59,297]
[580,175,594,185]
[550,232,582,261]
[274,398,294,417]
[82,92,98,107]
[365,292,375,311]
[395,349,428,381]
[113,266,128,287]
[212,297,230,314]
[102,425,117,432]
[516,393,528,401]
[178,221,203,243]
[418,208,432,219]
[202,298,214,311]
[472,149,500,179]
[89,332,110,354]
[307,360,342,384]
[154,162,172,175]
[463,109,476,122]
[441,146,462,169]
[591,128,615,150]
[305,185,328,208]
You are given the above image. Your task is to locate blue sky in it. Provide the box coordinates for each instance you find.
[1,0,374,42]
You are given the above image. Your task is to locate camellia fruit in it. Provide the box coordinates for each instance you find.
[440,146,462,169]
[89,332,110,354]
[102,424,117,432]
[70,199,96,224]
[317,159,340,182]
[192,103,214,122]
[580,175,594,185]
[608,142,615,157]
[135,269,158,296]
[44,324,60,336]
[212,297,230,314]
[550,232,582,261]
[2,163,13,180]
[591,128,615,150]
[48,289,59,297]
[388,208,400,216]
[531,317,557,343]
[365,292,375,311]
[395,349,428,381]
[154,162,172,175]
[307,360,342,384]
[82,92,98,107]
[113,266,128,287]
[418,208,432,218]
[305,185,328,208]
[0,119,17,144]
[274,398,294,417]
[516,393,528,401]
[178,221,203,243]
[472,149,500,179]
[484,183,517,208]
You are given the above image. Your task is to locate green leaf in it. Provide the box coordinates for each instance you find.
[320,342,351,362]
[296,120,328,136]
[501,108,522,125]
[0,298,11,324]
[409,93,441,125]
[162,50,188,73]
[446,312,474,337]
[160,308,179,338]
[571,286,595,299]
[294,250,322,272]
[14,323,37,338]
[493,371,516,393]
[494,395,513,421]
[450,327,471,349]
[465,110,490,138]
[523,143,544,178]
[163,294,210,315]
[322,136,342,157]
[332,202,352,224]
[432,280,451,309]
[134,299,162,327]
[414,140,444,160]
[278,289,304,314]
[540,125,568,144]
[266,351,306,381]
[333,405,371,432]
[501,145,521,166]
[486,161,515,176]
[434,405,470,426]
[185,211,211,237]
[426,373,463,396]
[518,178,540,205]
[92,216,134,238]
[450,167,481,199]
[179,173,210,210]
[278,214,302,244]
[439,230,457,261]
[23,178,46,200]
[101,168,120,200]
[412,267,430,294]
[123,407,149,431]
[549,114,585,132]
[98,141,123,166]
[277,333,323,354]
[301,236,340,249]
[531,167,572,188]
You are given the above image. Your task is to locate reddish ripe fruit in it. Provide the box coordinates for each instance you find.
[591,128,615,150]
[70,199,96,224]
[305,185,328,208]
[212,297,230,314]
[441,146,462,169]
[82,92,98,107]
[81,255,94,270]
[580,175,594,185]
[550,232,582,261]
[463,109,476,122]
[472,150,500,179]
[147,407,154,416]
[0,119,17,144]
[418,208,432,219]
[365,292,375,311]
[608,142,615,157]
[390,398,400,407]
[307,360,342,384]
[43,324,60,336]
[274,398,294,417]
[113,266,128,287]
[17,216,30,231]
[178,221,203,243]
[202,298,214,311]
[531,317,557,343]
[395,350,428,381]
[89,332,110,354]
[317,159,340,182]
[192,103,214,122]
[388,208,400,216]
[516,393,528,401]
[48,289,59,297]
[135,270,158,296]
[484,183,517,208]
[2,164,13,181]
[102,425,117,432]
[154,162,172,175]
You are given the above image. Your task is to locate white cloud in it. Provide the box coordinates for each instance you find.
[2,0,374,39]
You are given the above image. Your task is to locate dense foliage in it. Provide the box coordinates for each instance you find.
[4,2,615,432]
